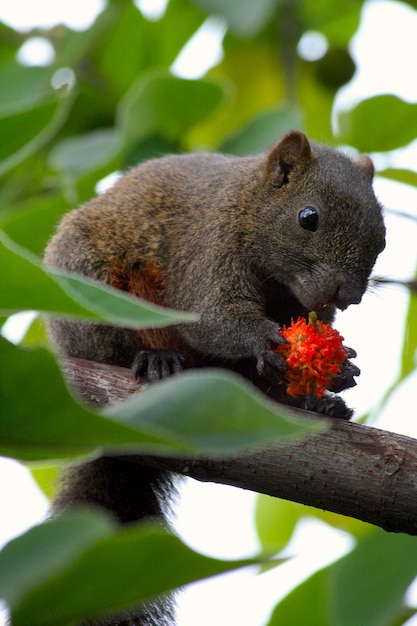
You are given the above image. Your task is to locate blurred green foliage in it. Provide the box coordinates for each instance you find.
[1,0,417,624]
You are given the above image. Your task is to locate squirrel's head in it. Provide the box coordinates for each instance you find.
[261,131,386,312]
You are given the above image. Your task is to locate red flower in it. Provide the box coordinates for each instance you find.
[275,312,347,398]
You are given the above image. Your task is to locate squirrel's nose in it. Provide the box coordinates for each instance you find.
[332,283,364,310]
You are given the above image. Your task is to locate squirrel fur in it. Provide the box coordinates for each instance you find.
[44,131,386,625]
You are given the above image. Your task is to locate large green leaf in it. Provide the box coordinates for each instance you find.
[0,23,21,65]
[255,495,300,553]
[0,510,114,609]
[94,0,207,91]
[378,167,417,189]
[93,1,150,96]
[0,230,193,327]
[0,62,74,173]
[255,494,373,553]
[267,564,330,626]
[268,531,417,626]
[47,128,121,177]
[337,95,417,152]
[0,94,74,175]
[104,368,320,453]
[329,531,417,626]
[206,32,285,144]
[0,337,319,461]
[118,71,226,147]
[0,337,172,461]
[1,194,70,256]
[0,63,54,117]
[221,107,303,155]
[0,509,262,626]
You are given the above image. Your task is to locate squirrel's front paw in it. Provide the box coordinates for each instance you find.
[132,349,185,382]
[300,393,353,420]
[254,320,287,381]
[328,346,360,393]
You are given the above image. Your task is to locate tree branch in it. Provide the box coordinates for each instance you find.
[64,357,417,536]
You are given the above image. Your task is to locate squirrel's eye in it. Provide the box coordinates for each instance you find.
[298,206,319,232]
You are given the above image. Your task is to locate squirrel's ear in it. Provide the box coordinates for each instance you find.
[358,154,374,180]
[267,131,312,186]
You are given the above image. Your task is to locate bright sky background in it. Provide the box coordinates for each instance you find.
[1,1,417,625]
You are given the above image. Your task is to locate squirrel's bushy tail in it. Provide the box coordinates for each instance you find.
[52,457,176,626]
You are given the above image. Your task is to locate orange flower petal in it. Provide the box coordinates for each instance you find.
[275,315,347,398]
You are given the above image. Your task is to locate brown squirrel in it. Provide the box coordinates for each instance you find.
[44,131,385,625]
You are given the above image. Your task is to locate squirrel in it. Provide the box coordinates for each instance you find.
[44,130,386,625]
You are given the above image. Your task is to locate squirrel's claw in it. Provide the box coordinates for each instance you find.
[254,320,287,380]
[132,349,185,382]
[329,346,360,393]
[345,346,357,359]
[256,349,287,381]
[300,393,353,420]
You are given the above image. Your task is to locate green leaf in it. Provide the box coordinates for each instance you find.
[48,128,121,176]
[255,495,300,553]
[267,565,330,626]
[0,338,172,461]
[300,1,363,47]
[0,509,261,626]
[1,194,70,256]
[378,167,417,189]
[0,101,54,160]
[255,494,374,552]
[303,508,375,539]
[376,284,417,414]
[192,0,277,36]
[204,33,285,145]
[329,531,417,626]
[0,64,54,117]
[0,337,319,461]
[0,230,194,327]
[124,134,179,168]
[268,531,417,626]
[93,1,150,95]
[297,58,335,141]
[54,269,195,327]
[399,292,417,381]
[0,92,74,175]
[0,509,114,609]
[31,465,60,499]
[118,71,225,147]
[313,47,356,91]
[0,23,21,65]
[18,314,48,349]
[104,368,321,453]
[0,62,75,174]
[221,107,303,155]
[151,0,207,66]
[337,95,417,152]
